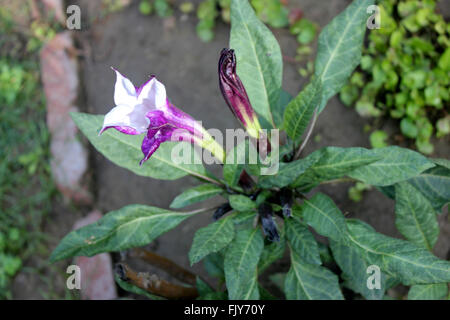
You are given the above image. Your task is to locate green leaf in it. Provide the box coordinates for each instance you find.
[258,228,286,273]
[71,113,212,181]
[315,0,374,112]
[230,0,282,127]
[229,195,256,211]
[223,140,249,188]
[395,182,439,250]
[224,227,264,300]
[330,240,385,300]
[203,252,224,279]
[115,275,165,300]
[285,217,321,265]
[346,220,450,285]
[292,147,381,189]
[408,283,448,300]
[170,184,223,209]
[301,193,348,243]
[284,251,344,300]
[283,78,322,142]
[408,165,450,213]
[189,215,235,265]
[258,154,319,189]
[50,205,197,262]
[348,146,435,186]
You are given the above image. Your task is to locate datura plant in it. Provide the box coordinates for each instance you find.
[51,0,450,300]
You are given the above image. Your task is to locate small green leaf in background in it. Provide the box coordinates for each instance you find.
[285,217,321,265]
[283,78,322,143]
[224,228,264,300]
[170,184,223,209]
[290,18,318,45]
[229,195,256,211]
[50,205,197,262]
[348,146,435,186]
[284,251,344,300]
[315,0,374,112]
[346,220,450,285]
[395,182,439,251]
[203,252,225,280]
[230,0,283,128]
[301,193,348,243]
[369,130,388,148]
[407,283,448,300]
[189,215,235,265]
[154,0,173,17]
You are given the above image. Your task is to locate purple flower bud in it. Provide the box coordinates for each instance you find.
[258,203,280,242]
[219,48,262,139]
[213,203,233,221]
[279,188,293,218]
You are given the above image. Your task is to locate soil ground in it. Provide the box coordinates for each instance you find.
[12,0,450,298]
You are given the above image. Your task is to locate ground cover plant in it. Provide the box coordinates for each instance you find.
[339,0,450,154]
[51,0,450,300]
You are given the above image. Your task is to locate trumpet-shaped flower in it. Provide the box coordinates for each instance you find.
[100,69,225,165]
[219,48,263,139]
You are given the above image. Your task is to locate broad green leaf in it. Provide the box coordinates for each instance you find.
[330,240,385,300]
[292,147,381,189]
[346,220,450,285]
[170,184,223,209]
[302,193,348,243]
[395,182,439,250]
[230,0,282,127]
[285,217,321,265]
[198,292,228,300]
[272,90,293,128]
[284,251,344,300]
[283,78,322,142]
[115,275,165,300]
[189,215,235,265]
[229,195,256,211]
[348,146,435,186]
[258,154,319,188]
[50,205,197,262]
[258,228,286,273]
[71,113,213,181]
[408,283,448,300]
[224,228,264,300]
[408,165,450,213]
[315,0,374,112]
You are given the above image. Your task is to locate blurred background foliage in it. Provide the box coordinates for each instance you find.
[340,0,449,154]
[0,5,58,298]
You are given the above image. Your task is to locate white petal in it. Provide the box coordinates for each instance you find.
[137,77,167,109]
[102,104,149,134]
[113,69,137,106]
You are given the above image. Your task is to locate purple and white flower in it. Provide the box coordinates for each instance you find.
[100,69,224,165]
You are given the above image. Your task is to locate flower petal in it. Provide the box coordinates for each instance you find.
[113,69,137,106]
[100,104,149,135]
[137,77,167,108]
